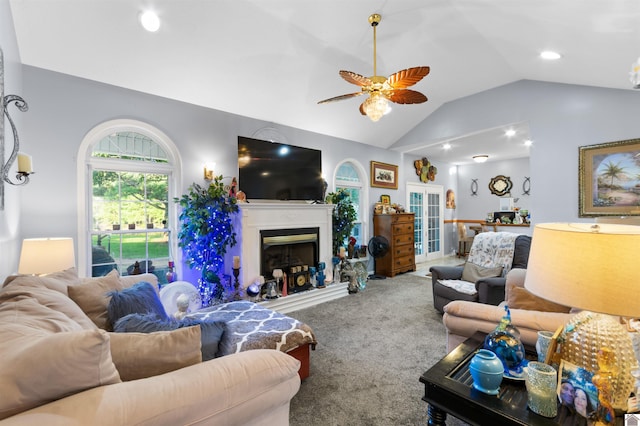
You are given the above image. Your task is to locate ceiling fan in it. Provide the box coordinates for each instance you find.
[318,14,430,122]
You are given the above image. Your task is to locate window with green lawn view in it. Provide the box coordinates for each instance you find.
[89,131,175,282]
[335,161,366,247]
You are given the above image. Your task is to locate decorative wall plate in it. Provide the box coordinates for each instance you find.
[488,175,513,196]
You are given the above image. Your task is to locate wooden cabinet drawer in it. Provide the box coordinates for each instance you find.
[394,234,414,245]
[394,255,415,269]
[391,214,414,224]
[394,244,414,257]
[392,223,414,234]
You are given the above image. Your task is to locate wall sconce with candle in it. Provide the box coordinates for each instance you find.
[203,162,216,181]
[0,47,33,210]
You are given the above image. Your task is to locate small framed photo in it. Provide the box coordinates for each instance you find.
[374,202,384,214]
[556,360,599,423]
[380,194,391,205]
[371,161,398,190]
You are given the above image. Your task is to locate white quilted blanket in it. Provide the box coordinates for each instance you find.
[467,232,519,275]
[438,279,477,295]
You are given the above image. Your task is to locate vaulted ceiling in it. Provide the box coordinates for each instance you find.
[9,0,640,164]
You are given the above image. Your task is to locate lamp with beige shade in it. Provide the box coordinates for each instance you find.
[524,223,640,420]
[18,237,75,276]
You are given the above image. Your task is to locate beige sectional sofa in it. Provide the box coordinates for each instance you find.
[442,268,575,352]
[0,269,301,425]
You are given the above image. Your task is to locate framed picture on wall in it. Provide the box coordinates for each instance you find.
[370,161,398,190]
[579,138,640,217]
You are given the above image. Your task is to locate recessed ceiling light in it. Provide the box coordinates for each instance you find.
[473,155,489,163]
[540,51,561,60]
[140,11,160,32]
[443,143,451,150]
[524,139,533,146]
[505,129,516,137]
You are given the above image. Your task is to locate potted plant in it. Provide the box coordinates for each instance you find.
[176,175,239,306]
[325,188,357,257]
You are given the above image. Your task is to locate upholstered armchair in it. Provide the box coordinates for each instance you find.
[442,268,574,352]
[430,233,532,313]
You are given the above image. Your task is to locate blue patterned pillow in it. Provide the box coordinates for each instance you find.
[107,282,169,326]
[113,312,225,361]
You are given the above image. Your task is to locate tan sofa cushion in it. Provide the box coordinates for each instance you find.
[1,268,80,296]
[506,282,571,313]
[68,271,161,330]
[67,270,123,330]
[0,298,121,420]
[109,326,202,381]
[119,273,159,293]
[0,284,96,330]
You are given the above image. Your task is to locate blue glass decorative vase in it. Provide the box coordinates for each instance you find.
[469,349,504,395]
[483,306,526,377]
[484,330,526,376]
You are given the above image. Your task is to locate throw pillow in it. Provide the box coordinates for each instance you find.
[1,267,80,295]
[67,269,123,330]
[107,282,169,327]
[119,272,160,294]
[114,312,225,361]
[0,298,121,420]
[0,285,97,330]
[506,282,571,313]
[461,262,503,283]
[108,326,202,381]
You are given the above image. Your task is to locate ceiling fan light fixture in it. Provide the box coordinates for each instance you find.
[473,155,489,163]
[363,93,391,122]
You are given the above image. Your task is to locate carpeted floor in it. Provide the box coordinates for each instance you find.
[286,273,469,426]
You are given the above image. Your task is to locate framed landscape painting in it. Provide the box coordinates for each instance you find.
[579,138,640,217]
[370,161,398,190]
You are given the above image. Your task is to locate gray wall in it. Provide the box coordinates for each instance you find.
[394,80,640,225]
[14,66,400,281]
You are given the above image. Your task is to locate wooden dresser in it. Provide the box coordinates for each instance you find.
[373,213,416,277]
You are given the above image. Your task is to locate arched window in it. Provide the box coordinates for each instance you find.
[334,160,368,246]
[77,120,181,281]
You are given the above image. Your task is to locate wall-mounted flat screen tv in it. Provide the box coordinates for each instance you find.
[237,136,323,201]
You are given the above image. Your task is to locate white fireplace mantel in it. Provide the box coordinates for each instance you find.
[237,202,334,286]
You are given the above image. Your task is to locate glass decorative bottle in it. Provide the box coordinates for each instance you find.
[166,261,176,283]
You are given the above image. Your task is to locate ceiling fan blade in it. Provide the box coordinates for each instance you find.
[386,66,430,89]
[383,89,428,104]
[318,91,365,104]
[340,70,373,87]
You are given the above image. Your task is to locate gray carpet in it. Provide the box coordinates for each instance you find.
[287,273,469,426]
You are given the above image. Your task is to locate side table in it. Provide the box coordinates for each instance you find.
[420,334,557,426]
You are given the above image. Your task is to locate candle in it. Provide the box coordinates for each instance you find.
[17,153,33,173]
[233,256,240,269]
[339,247,346,258]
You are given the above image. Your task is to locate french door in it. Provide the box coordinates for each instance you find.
[407,183,444,262]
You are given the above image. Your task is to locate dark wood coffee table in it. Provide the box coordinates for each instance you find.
[419,334,558,426]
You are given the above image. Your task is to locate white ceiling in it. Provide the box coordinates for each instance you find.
[9,0,640,164]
